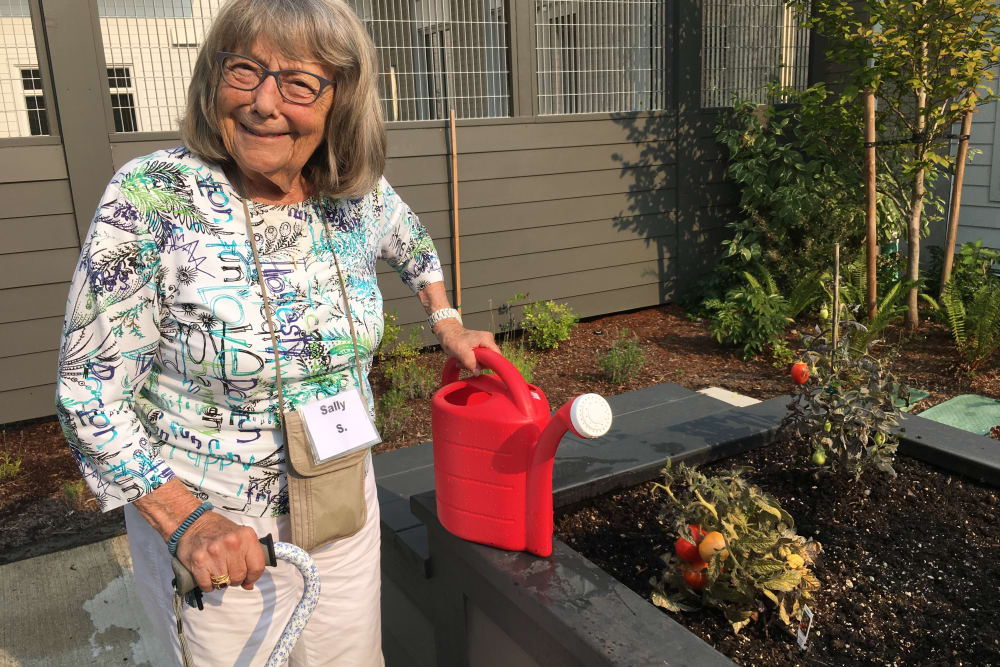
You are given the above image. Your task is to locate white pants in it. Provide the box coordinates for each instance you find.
[125,463,384,667]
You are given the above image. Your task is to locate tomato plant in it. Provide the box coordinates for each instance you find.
[682,562,708,590]
[790,361,810,384]
[698,531,729,562]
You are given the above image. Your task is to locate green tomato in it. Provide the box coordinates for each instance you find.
[824,421,832,433]
[874,432,886,445]
[819,306,830,321]
[811,449,828,465]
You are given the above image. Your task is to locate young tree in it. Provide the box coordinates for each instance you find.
[788,0,1000,330]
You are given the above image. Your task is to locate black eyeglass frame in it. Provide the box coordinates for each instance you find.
[215,51,334,105]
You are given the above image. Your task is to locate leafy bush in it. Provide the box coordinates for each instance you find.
[382,357,438,400]
[377,310,423,363]
[651,463,821,635]
[61,479,93,510]
[940,280,1000,370]
[782,322,903,483]
[500,340,537,384]
[596,329,646,383]
[376,388,412,441]
[703,270,790,359]
[522,300,578,350]
[0,452,21,482]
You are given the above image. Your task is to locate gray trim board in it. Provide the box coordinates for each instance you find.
[990,101,1000,202]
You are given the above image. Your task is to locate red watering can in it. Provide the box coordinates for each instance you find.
[431,347,613,557]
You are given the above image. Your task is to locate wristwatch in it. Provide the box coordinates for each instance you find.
[428,307,462,329]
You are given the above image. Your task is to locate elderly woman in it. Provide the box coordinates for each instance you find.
[55,0,497,664]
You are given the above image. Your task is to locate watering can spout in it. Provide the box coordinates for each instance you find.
[525,393,613,556]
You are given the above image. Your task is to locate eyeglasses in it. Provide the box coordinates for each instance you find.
[215,52,333,105]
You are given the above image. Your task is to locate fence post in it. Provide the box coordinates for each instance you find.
[39,0,115,243]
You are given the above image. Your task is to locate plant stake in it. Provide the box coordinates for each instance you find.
[941,93,976,296]
[865,90,878,321]
[833,243,840,360]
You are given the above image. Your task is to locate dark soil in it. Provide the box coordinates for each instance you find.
[3,304,1000,569]
[555,437,1000,666]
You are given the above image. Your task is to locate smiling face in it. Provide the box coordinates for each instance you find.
[216,39,334,202]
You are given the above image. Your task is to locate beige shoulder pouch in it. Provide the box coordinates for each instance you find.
[236,175,369,552]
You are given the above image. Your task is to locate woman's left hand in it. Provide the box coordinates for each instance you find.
[433,319,500,372]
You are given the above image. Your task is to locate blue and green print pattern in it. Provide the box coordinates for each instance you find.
[56,147,442,517]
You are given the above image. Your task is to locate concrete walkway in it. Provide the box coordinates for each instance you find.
[0,536,166,666]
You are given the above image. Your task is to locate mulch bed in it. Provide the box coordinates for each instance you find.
[555,437,1000,666]
[3,304,1000,566]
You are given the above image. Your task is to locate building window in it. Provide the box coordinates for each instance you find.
[107,67,138,132]
[20,68,49,135]
[536,1,668,115]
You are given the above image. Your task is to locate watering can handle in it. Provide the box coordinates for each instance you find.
[440,347,535,418]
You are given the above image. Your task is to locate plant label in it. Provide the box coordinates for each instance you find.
[797,605,814,650]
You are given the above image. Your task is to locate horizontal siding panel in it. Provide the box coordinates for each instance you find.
[0,145,67,183]
[111,139,182,170]
[957,225,1000,249]
[386,117,678,158]
[970,121,994,147]
[957,204,1000,228]
[0,383,58,424]
[398,167,675,213]
[0,248,79,290]
[378,215,675,273]
[413,191,678,238]
[0,180,74,220]
[963,164,991,188]
[378,237,671,301]
[382,258,668,325]
[0,214,79,254]
[956,184,996,207]
[971,102,997,124]
[385,141,677,188]
[0,283,72,324]
[0,316,63,359]
[0,350,59,393]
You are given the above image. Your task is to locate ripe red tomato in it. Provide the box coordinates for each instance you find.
[683,562,708,590]
[791,362,810,384]
[688,524,705,544]
[675,536,701,564]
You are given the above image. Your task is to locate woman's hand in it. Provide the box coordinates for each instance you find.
[433,319,500,372]
[176,512,266,592]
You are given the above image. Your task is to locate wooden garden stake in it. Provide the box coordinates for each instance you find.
[864,90,878,321]
[941,93,976,296]
[833,243,841,355]
[449,108,462,313]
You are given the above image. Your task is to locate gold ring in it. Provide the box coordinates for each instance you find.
[210,573,231,589]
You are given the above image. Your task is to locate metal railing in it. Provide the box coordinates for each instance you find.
[701,0,810,108]
[535,0,668,115]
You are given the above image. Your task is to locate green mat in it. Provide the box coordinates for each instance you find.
[893,383,929,413]
[916,394,1000,436]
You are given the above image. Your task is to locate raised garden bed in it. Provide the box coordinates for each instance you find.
[383,386,1000,666]
[556,437,1000,666]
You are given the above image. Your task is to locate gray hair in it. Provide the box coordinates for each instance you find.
[181,0,386,199]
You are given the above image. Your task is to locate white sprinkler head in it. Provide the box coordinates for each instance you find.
[570,393,613,439]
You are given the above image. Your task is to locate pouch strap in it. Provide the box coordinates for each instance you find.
[232,172,367,420]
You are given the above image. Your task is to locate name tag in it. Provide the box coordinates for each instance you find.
[300,388,382,464]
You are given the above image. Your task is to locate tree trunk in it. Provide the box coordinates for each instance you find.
[941,99,975,296]
[905,37,929,332]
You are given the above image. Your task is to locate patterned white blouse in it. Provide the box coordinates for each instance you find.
[56,147,443,517]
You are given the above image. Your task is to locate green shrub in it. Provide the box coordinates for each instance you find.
[940,280,1000,370]
[522,300,578,350]
[651,463,821,635]
[377,310,423,363]
[0,452,22,482]
[383,357,438,400]
[703,269,790,359]
[596,329,646,383]
[376,388,412,441]
[782,322,903,483]
[61,479,91,510]
[500,340,537,384]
